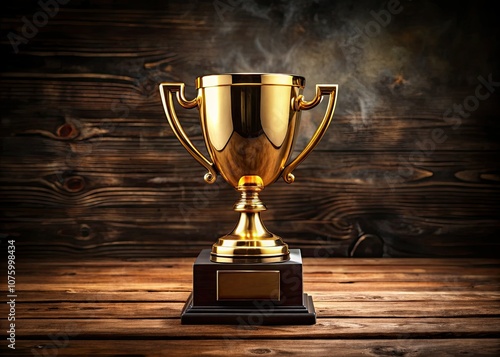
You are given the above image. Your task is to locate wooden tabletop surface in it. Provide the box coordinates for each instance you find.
[2,257,499,356]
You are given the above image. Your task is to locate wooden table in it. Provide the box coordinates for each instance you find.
[3,258,499,356]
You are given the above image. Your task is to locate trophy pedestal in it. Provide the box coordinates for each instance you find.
[181,249,316,325]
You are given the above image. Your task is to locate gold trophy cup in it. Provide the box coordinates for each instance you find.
[160,73,337,324]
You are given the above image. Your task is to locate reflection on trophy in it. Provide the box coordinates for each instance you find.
[160,74,337,324]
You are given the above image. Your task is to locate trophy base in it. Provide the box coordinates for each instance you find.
[181,292,316,325]
[180,249,316,325]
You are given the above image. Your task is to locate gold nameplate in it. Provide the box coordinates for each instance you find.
[217,270,280,301]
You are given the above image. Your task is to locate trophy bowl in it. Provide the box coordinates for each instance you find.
[160,74,337,263]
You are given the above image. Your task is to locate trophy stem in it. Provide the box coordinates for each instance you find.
[210,175,290,263]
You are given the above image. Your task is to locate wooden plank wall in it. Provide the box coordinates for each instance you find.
[1,0,499,258]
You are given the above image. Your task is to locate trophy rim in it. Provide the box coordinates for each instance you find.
[195,73,305,89]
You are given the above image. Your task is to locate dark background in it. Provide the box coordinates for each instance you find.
[1,0,499,258]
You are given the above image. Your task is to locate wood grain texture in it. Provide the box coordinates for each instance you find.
[9,339,500,357]
[0,257,498,356]
[1,0,499,258]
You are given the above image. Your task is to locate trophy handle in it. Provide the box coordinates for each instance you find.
[159,83,217,184]
[283,84,338,184]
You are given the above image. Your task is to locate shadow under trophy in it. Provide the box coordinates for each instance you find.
[159,73,337,324]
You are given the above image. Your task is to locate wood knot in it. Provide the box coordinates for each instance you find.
[249,348,272,355]
[63,176,85,193]
[373,346,408,356]
[78,224,92,240]
[56,123,78,139]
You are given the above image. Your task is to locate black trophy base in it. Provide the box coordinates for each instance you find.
[181,292,316,325]
[180,249,316,325]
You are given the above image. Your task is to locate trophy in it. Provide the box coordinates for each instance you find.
[159,73,337,324]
